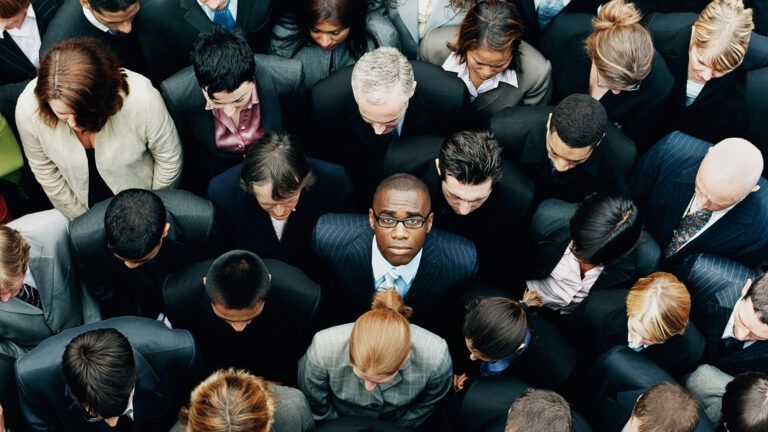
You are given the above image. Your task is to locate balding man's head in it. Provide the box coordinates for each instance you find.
[695,138,762,211]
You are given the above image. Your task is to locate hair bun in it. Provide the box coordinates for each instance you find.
[371,289,414,320]
[593,0,642,30]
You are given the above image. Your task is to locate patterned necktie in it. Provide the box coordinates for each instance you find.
[537,0,565,29]
[664,209,712,258]
[16,283,42,309]
[378,268,405,296]
[212,3,236,30]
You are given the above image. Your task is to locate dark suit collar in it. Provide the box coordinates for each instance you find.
[406,234,441,306]
[252,69,281,131]
[180,0,215,32]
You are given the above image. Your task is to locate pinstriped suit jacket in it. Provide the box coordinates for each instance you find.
[312,213,478,332]
[627,131,768,268]
[0,0,59,85]
[673,253,768,375]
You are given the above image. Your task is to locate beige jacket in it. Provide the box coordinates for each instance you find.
[16,69,182,219]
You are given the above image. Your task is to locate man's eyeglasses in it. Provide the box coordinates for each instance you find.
[596,71,641,92]
[371,210,428,229]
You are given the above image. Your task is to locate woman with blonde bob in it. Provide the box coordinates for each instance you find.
[538,0,674,149]
[175,368,314,432]
[653,0,758,143]
[572,272,705,376]
[298,289,452,428]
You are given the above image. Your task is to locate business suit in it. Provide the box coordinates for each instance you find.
[537,13,675,149]
[511,0,602,45]
[315,417,414,432]
[16,70,183,220]
[299,322,453,428]
[570,288,705,377]
[162,257,321,385]
[15,317,203,432]
[1,351,28,432]
[684,364,733,426]
[0,210,99,359]
[0,0,59,85]
[310,61,470,208]
[207,158,353,276]
[385,0,466,58]
[312,213,478,333]
[381,135,534,284]
[491,106,636,203]
[672,253,768,376]
[626,131,768,268]
[161,54,304,195]
[583,346,714,432]
[69,189,219,319]
[746,0,767,35]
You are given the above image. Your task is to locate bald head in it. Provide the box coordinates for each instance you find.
[695,138,762,211]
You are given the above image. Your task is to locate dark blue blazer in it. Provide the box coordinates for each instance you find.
[627,131,768,268]
[15,317,203,432]
[312,213,478,332]
[672,253,768,375]
[207,158,354,277]
[0,0,59,85]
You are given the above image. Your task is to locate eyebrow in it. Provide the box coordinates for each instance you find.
[378,209,426,218]
[547,140,590,163]
[446,189,491,202]
[469,55,506,68]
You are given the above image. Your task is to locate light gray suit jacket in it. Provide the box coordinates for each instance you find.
[298,323,452,428]
[0,209,100,358]
[386,0,466,58]
[684,364,734,426]
[419,26,552,120]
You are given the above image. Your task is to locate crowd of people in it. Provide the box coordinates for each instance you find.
[0,0,767,430]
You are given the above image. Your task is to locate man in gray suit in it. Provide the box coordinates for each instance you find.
[0,209,99,359]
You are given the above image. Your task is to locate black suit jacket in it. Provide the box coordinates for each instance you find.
[162,258,320,385]
[512,0,601,45]
[310,61,470,208]
[381,135,534,284]
[626,131,768,268]
[15,317,203,432]
[311,213,478,333]
[537,13,675,149]
[1,352,29,432]
[68,189,219,318]
[140,0,273,80]
[207,158,353,277]
[491,106,636,203]
[315,417,414,432]
[0,0,58,85]
[161,55,304,195]
[672,253,768,375]
[570,288,705,377]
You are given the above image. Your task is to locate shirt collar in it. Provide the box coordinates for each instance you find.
[204,80,259,112]
[82,6,111,33]
[196,0,238,21]
[1,4,36,39]
[442,53,519,94]
[371,236,423,286]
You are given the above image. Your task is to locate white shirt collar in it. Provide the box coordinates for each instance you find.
[0,4,36,39]
[442,52,518,101]
[196,0,238,22]
[82,6,111,33]
[371,236,422,286]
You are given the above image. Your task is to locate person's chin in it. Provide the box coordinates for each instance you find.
[385,247,414,265]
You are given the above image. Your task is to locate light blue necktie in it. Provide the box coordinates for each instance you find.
[212,3,236,30]
[378,268,406,297]
[537,0,564,29]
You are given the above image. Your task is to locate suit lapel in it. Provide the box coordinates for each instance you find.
[679,201,752,257]
[661,167,696,247]
[181,0,215,32]
[350,230,376,307]
[253,62,282,131]
[406,235,442,308]
[131,351,168,430]
[397,0,420,44]
[0,34,35,76]
[27,239,54,322]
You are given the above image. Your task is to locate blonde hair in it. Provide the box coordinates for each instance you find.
[626,272,691,344]
[179,369,276,432]
[692,0,754,72]
[349,289,413,377]
[585,0,654,89]
[0,225,30,289]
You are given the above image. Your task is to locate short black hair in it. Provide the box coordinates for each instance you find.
[505,389,572,432]
[463,297,527,360]
[569,194,642,266]
[205,250,271,310]
[722,372,768,432]
[374,173,431,212]
[87,0,137,13]
[240,131,316,201]
[551,94,607,149]
[191,28,256,99]
[62,328,136,418]
[105,189,167,260]
[745,273,768,326]
[439,131,504,185]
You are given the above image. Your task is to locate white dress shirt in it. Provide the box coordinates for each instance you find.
[371,237,422,299]
[1,5,41,66]
[82,6,111,33]
[270,216,287,241]
[685,80,705,107]
[197,0,238,22]
[442,53,518,102]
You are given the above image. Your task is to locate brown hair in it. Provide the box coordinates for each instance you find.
[179,369,276,432]
[448,0,524,72]
[691,0,754,72]
[349,289,413,377]
[0,0,29,18]
[585,0,653,89]
[35,37,129,133]
[626,272,691,344]
[0,225,30,289]
[505,389,572,432]
[632,382,699,432]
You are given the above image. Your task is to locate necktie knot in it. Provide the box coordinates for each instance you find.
[212,3,236,30]
[17,283,42,309]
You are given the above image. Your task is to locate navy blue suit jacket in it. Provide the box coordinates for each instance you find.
[0,0,59,85]
[672,253,768,375]
[312,213,478,332]
[627,131,768,268]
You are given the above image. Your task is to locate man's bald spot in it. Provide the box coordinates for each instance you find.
[698,138,763,200]
[373,173,431,212]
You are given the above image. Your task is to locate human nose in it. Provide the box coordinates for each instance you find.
[469,352,478,361]
[229,321,249,332]
[701,67,713,81]
[457,201,472,215]
[364,381,377,391]
[116,21,132,34]
[320,35,333,49]
[391,222,409,239]
[372,123,386,135]
[551,157,572,172]
[0,293,12,302]
[222,105,237,117]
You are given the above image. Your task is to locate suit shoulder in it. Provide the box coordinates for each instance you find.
[254,54,303,85]
[308,323,353,360]
[518,40,550,71]
[7,209,69,240]
[425,229,477,263]
[310,158,351,184]
[491,105,551,130]
[15,79,39,115]
[160,66,199,106]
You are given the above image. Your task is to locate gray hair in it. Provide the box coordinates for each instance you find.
[351,47,415,106]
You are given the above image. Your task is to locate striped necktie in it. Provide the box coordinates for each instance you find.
[212,3,236,30]
[16,283,42,309]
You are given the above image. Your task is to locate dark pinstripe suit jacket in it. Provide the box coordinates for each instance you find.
[0,0,58,85]
[673,253,768,375]
[627,131,768,268]
[312,213,478,332]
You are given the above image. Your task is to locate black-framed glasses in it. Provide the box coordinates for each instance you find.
[596,71,641,92]
[371,210,429,229]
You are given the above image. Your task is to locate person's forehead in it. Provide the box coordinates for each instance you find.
[444,175,492,198]
[468,45,512,64]
[357,92,407,119]
[373,188,429,213]
[94,2,139,20]
[549,131,591,157]
[209,82,252,102]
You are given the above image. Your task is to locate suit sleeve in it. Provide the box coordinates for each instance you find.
[297,339,338,422]
[523,60,553,107]
[396,344,453,428]
[624,132,670,206]
[144,85,183,190]
[16,370,62,432]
